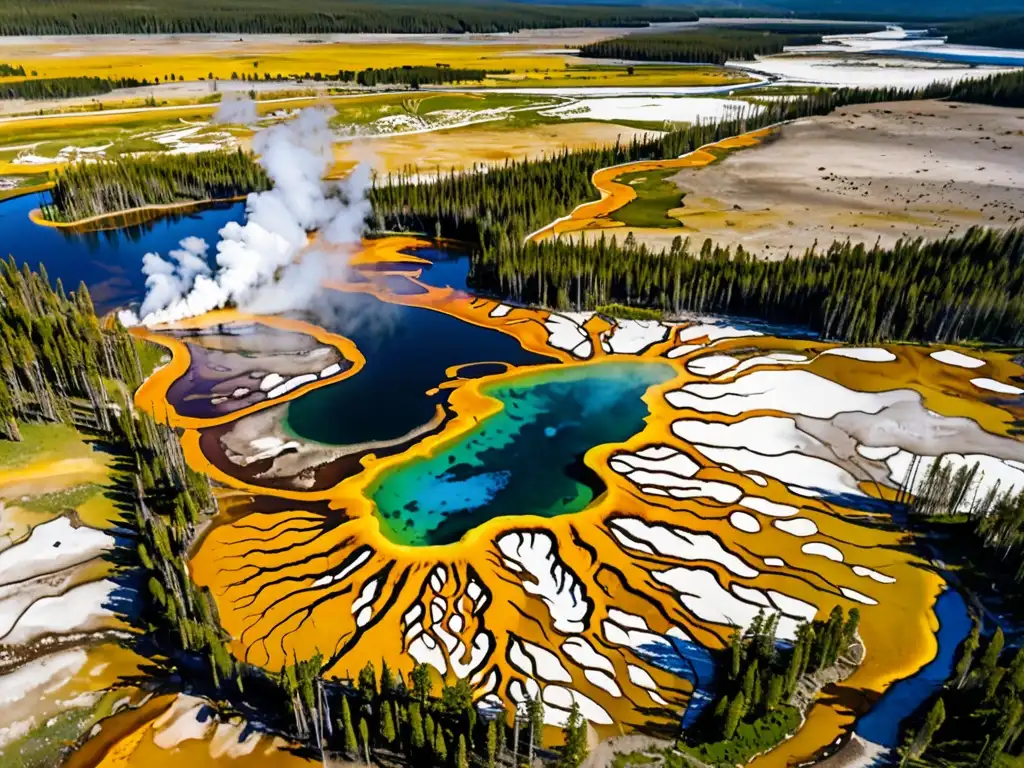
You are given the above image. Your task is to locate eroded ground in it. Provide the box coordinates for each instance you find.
[598,101,1024,257]
[120,237,1024,767]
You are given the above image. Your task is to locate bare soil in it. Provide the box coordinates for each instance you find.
[609,100,1024,258]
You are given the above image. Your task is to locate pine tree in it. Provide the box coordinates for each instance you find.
[956,624,981,687]
[410,702,426,750]
[342,696,358,757]
[359,718,371,765]
[436,728,448,763]
[911,698,945,758]
[381,700,396,745]
[557,702,588,768]
[980,627,1005,673]
[486,719,498,768]
[723,693,745,740]
[456,733,469,768]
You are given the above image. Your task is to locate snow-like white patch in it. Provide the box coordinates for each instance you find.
[666,344,702,359]
[666,370,915,419]
[2,579,115,646]
[971,378,1023,396]
[542,685,613,726]
[490,304,512,318]
[654,566,814,640]
[740,495,798,518]
[888,451,1024,512]
[244,436,300,464]
[319,363,342,379]
[627,663,659,691]
[540,96,762,124]
[674,417,862,496]
[929,349,985,369]
[514,638,573,683]
[497,532,589,633]
[737,54,1018,89]
[730,511,760,533]
[266,373,318,399]
[840,587,878,605]
[801,542,844,562]
[857,445,900,461]
[822,347,896,363]
[687,355,739,377]
[258,373,285,392]
[611,517,759,578]
[853,565,897,584]
[774,518,818,537]
[0,517,111,585]
[763,557,786,567]
[0,648,87,707]
[585,669,622,698]
[605,320,669,354]
[545,314,590,357]
[611,448,700,479]
[677,324,762,345]
[562,637,614,673]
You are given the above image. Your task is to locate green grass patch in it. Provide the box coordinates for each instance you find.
[0,705,94,768]
[597,303,664,320]
[135,337,171,380]
[0,421,91,469]
[19,482,102,514]
[678,706,801,768]
[610,168,684,229]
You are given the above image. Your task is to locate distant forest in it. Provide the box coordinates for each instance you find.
[0,75,144,100]
[579,30,824,65]
[371,70,1024,345]
[0,0,697,35]
[42,149,269,222]
[942,15,1024,51]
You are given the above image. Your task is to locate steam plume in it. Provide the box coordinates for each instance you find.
[120,105,370,327]
[212,94,259,125]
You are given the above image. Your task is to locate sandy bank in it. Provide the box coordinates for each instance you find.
[606,100,1024,258]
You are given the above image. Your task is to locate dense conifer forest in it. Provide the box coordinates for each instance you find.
[907,626,1024,766]
[1,75,144,100]
[348,65,499,88]
[42,149,269,222]
[942,15,1024,51]
[469,229,1024,345]
[0,261,590,767]
[0,259,142,441]
[679,608,860,767]
[578,29,823,65]
[0,0,697,36]
[371,71,1024,344]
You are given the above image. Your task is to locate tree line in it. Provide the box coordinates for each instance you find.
[942,14,1024,51]
[0,258,143,441]
[349,65,503,88]
[42,148,269,222]
[1,74,143,100]
[370,71,1024,345]
[0,259,586,766]
[0,62,25,76]
[680,607,860,767]
[0,0,697,36]
[905,456,1024,581]
[578,29,823,66]
[469,227,1024,346]
[907,625,1024,766]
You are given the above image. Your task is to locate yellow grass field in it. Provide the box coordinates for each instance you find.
[1,39,751,89]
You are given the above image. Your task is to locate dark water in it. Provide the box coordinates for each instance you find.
[369,362,674,546]
[0,193,245,312]
[284,291,556,447]
[855,588,971,749]
[876,48,1024,67]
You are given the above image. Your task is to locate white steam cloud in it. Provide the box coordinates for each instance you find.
[120,104,371,327]
[212,94,259,125]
